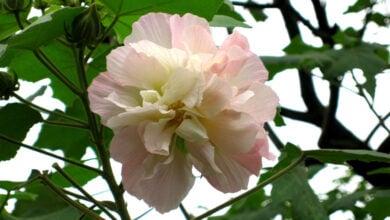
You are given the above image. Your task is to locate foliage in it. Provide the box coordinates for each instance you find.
[0,0,388,219]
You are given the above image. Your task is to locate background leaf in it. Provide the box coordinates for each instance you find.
[0,103,42,161]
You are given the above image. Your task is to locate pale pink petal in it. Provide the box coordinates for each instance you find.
[160,67,205,107]
[106,105,175,128]
[125,13,172,47]
[230,139,264,175]
[201,110,259,154]
[107,45,169,90]
[186,141,221,175]
[221,31,250,51]
[175,25,216,53]
[176,117,208,143]
[197,74,232,118]
[110,126,148,164]
[130,40,188,70]
[170,13,212,51]
[232,54,269,88]
[124,149,195,213]
[232,83,279,123]
[205,150,252,193]
[142,119,176,156]
[88,73,138,124]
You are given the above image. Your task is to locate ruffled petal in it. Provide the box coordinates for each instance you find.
[125,13,172,48]
[124,149,195,213]
[186,141,221,175]
[170,13,213,52]
[221,31,250,51]
[129,40,188,71]
[106,105,175,128]
[201,110,259,154]
[107,45,169,90]
[142,119,176,156]
[110,126,148,164]
[197,74,232,118]
[176,117,208,143]
[232,83,279,123]
[205,149,252,193]
[160,67,205,107]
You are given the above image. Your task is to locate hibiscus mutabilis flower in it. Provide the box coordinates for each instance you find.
[88,12,279,213]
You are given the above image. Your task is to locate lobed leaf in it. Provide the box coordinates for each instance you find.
[0,103,42,161]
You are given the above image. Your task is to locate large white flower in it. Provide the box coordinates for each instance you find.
[88,12,279,213]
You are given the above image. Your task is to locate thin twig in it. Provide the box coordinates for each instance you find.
[179,203,191,220]
[33,49,83,96]
[366,112,390,144]
[0,133,102,174]
[12,92,88,126]
[39,173,104,220]
[351,71,390,134]
[52,163,116,220]
[193,152,305,220]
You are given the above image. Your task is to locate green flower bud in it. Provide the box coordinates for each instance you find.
[0,71,19,100]
[33,0,48,10]
[2,0,31,13]
[66,4,102,48]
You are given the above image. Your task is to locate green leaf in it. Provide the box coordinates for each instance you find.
[9,41,78,105]
[35,99,90,160]
[210,15,250,28]
[99,0,223,20]
[273,107,285,127]
[368,167,390,175]
[0,181,23,191]
[4,7,83,50]
[305,149,390,164]
[346,0,371,13]
[364,197,390,220]
[259,143,303,184]
[271,163,328,220]
[369,13,389,27]
[248,8,267,22]
[320,43,388,98]
[2,206,83,220]
[12,172,81,218]
[0,103,42,161]
[49,165,99,188]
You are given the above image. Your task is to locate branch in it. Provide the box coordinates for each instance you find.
[0,133,102,174]
[193,151,305,220]
[231,1,277,9]
[265,122,285,150]
[74,47,131,220]
[53,163,116,220]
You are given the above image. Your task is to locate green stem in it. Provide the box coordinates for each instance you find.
[74,47,131,220]
[14,11,24,30]
[0,133,102,175]
[39,173,104,220]
[179,203,191,220]
[193,153,305,220]
[43,119,89,130]
[33,49,83,96]
[53,163,116,219]
[12,92,88,126]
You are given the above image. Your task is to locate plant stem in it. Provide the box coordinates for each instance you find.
[351,71,390,134]
[74,47,131,220]
[0,133,102,174]
[53,163,116,220]
[33,49,83,96]
[193,152,305,220]
[179,203,191,220]
[12,92,88,126]
[43,119,89,130]
[39,173,104,220]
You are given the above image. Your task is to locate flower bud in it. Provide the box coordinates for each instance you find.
[66,4,102,47]
[0,71,19,100]
[33,0,49,10]
[2,0,31,13]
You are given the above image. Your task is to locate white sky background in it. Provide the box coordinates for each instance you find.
[0,0,389,219]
